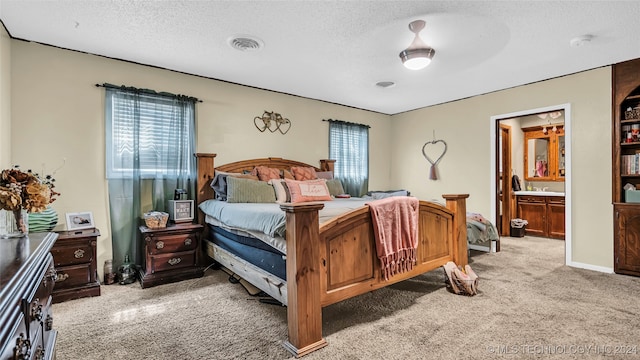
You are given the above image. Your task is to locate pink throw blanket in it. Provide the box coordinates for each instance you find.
[367,196,419,281]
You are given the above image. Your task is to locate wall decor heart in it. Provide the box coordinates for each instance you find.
[422,139,447,180]
[253,110,291,135]
[277,118,291,134]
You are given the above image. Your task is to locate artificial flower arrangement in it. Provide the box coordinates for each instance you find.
[0,166,60,233]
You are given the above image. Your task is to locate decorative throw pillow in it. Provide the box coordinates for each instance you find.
[210,170,240,201]
[269,179,292,203]
[290,166,318,181]
[326,179,345,196]
[211,171,260,201]
[226,176,276,203]
[255,166,281,181]
[281,169,294,180]
[284,178,332,203]
[316,171,334,180]
[242,168,259,176]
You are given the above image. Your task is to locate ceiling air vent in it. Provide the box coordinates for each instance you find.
[228,35,264,52]
[376,81,396,88]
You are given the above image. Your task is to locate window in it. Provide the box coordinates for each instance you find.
[328,120,369,196]
[103,84,197,268]
[105,90,195,179]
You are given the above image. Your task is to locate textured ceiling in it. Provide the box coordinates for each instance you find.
[2,1,640,115]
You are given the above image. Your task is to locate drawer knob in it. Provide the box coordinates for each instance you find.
[184,238,192,246]
[45,314,54,331]
[30,299,43,322]
[74,249,85,258]
[33,345,45,360]
[55,273,70,282]
[44,266,58,286]
[13,333,31,360]
[168,257,182,266]
[156,241,165,249]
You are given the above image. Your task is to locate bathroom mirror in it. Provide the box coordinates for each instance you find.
[527,138,549,178]
[523,125,565,181]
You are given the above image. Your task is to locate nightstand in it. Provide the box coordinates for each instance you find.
[51,228,101,303]
[138,222,204,288]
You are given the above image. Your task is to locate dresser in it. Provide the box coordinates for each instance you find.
[0,232,58,360]
[51,229,101,303]
[138,223,204,288]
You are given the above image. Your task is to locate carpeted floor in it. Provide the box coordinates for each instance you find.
[53,236,640,359]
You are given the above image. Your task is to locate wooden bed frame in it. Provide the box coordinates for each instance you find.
[195,153,468,357]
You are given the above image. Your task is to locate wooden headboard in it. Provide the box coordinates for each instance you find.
[194,153,335,223]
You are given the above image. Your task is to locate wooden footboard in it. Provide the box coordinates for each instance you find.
[194,153,468,358]
[280,195,468,357]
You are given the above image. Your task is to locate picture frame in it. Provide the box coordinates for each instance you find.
[167,200,194,223]
[65,211,95,231]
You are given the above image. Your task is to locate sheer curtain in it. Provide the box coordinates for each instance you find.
[104,85,197,268]
[328,120,369,197]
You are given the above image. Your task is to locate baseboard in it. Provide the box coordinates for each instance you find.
[567,261,614,274]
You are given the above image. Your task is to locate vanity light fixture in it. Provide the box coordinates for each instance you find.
[542,122,558,135]
[399,20,435,70]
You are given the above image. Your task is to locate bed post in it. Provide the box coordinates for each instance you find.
[319,159,335,173]
[280,202,327,358]
[443,194,469,267]
[195,153,216,225]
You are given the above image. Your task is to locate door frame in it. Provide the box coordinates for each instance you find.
[490,103,572,265]
[497,123,512,236]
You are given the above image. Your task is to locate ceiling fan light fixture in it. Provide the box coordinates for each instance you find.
[400,48,435,70]
[399,20,435,70]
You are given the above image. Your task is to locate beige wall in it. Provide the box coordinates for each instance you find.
[390,68,613,269]
[10,40,391,277]
[0,25,10,167]
[9,38,615,275]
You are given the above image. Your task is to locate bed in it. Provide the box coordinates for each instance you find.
[467,212,500,252]
[194,154,469,357]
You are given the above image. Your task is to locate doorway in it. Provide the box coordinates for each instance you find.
[496,124,512,235]
[490,104,572,265]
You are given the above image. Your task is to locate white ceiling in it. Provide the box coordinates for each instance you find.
[2,1,640,115]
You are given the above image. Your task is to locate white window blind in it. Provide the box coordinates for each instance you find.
[328,120,369,196]
[106,91,194,179]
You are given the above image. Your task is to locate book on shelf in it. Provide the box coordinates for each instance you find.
[622,153,640,175]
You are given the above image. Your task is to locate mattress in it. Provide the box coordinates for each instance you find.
[208,224,287,280]
[201,197,442,281]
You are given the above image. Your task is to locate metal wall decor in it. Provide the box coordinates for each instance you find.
[254,110,291,134]
[422,131,448,180]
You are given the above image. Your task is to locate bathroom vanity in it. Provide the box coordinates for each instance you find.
[515,191,565,239]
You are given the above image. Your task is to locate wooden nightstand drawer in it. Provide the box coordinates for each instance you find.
[150,250,196,273]
[147,232,198,255]
[54,263,93,289]
[52,229,101,303]
[51,243,93,266]
[138,223,204,288]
